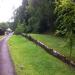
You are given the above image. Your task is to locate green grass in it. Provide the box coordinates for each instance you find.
[9,35,75,75]
[0,35,3,40]
[31,34,75,60]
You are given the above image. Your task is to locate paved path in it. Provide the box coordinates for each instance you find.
[0,33,15,75]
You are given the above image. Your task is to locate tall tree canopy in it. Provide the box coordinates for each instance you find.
[14,0,55,33]
[13,0,75,36]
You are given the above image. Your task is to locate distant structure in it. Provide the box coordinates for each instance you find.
[0,28,5,35]
[5,28,12,35]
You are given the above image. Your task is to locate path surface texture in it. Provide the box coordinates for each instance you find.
[0,33,15,75]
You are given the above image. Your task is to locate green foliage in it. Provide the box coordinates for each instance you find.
[28,0,55,33]
[0,22,9,30]
[8,22,14,31]
[55,0,75,57]
[55,0,75,35]
[13,0,55,33]
[15,22,25,34]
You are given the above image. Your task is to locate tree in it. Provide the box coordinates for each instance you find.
[15,21,25,34]
[0,22,9,30]
[27,0,55,33]
[13,0,29,31]
[55,0,75,58]
[13,0,55,33]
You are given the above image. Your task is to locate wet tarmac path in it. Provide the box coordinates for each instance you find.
[0,33,15,75]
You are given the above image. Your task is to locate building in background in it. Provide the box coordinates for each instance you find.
[5,28,12,35]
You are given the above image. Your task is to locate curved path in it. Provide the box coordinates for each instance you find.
[0,33,15,75]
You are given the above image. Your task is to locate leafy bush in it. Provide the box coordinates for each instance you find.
[15,23,25,34]
[55,0,75,57]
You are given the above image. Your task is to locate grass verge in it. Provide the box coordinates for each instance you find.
[31,34,75,60]
[0,35,4,40]
[9,35,75,75]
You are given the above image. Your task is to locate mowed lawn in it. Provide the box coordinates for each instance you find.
[31,34,75,60]
[9,35,75,75]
